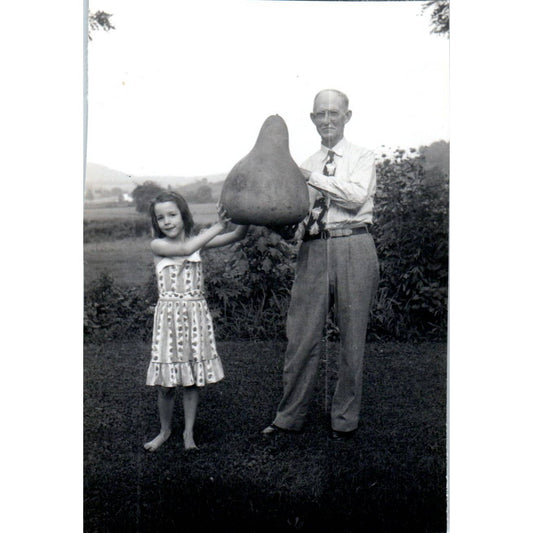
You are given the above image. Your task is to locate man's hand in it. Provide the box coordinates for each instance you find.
[299,168,312,182]
[267,223,299,240]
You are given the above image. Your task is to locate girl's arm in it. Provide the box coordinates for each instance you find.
[204,223,250,249]
[151,221,226,257]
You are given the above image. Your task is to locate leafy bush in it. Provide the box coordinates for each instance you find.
[84,273,156,342]
[203,227,297,340]
[371,149,448,340]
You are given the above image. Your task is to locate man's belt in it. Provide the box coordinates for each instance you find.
[303,225,369,242]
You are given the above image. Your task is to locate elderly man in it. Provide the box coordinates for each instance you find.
[263,89,379,440]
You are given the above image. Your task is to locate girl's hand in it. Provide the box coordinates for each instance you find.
[217,203,231,226]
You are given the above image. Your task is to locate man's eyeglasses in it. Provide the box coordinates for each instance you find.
[312,110,342,121]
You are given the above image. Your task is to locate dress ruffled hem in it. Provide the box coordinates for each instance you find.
[146,357,224,387]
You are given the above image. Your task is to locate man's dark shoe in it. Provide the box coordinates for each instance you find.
[261,424,300,436]
[261,424,280,436]
[330,429,357,441]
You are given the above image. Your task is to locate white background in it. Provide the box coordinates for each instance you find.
[87,0,449,177]
[1,1,532,531]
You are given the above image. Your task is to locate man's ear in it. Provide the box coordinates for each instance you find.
[344,110,352,123]
[310,112,317,124]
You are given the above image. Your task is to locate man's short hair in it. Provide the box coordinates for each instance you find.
[314,89,349,111]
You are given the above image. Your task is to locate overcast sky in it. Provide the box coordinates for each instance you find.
[87,0,449,178]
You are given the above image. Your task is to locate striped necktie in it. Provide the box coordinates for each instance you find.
[304,150,335,236]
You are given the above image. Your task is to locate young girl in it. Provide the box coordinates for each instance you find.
[144,191,248,452]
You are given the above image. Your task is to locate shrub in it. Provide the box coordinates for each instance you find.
[203,226,298,340]
[371,149,448,340]
[84,273,157,342]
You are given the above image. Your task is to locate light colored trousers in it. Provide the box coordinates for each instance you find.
[273,233,379,432]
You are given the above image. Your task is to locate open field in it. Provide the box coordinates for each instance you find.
[84,236,238,288]
[84,202,222,287]
[84,339,447,532]
[84,237,153,287]
[84,202,219,224]
[84,204,146,220]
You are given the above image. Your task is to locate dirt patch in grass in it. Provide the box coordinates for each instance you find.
[84,340,446,532]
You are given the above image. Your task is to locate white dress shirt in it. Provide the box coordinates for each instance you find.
[301,137,376,230]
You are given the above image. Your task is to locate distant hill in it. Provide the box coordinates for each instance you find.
[85,163,135,190]
[86,162,226,193]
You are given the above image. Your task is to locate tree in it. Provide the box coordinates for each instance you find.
[424,0,449,38]
[88,11,115,40]
[194,184,214,203]
[131,181,164,214]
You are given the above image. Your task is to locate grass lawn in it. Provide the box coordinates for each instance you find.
[84,340,447,532]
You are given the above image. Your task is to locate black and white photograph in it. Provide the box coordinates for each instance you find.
[83,1,449,531]
[4,0,533,531]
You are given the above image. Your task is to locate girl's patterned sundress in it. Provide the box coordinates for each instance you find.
[146,251,224,387]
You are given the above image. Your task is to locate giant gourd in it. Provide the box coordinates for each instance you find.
[220,115,309,226]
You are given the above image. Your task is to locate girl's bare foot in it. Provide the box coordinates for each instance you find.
[183,430,198,451]
[144,429,171,452]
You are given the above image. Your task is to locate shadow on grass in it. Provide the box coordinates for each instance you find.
[84,340,446,532]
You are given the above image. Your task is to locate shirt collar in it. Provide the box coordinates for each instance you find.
[320,137,347,160]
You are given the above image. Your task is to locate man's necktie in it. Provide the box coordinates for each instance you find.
[304,150,336,236]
